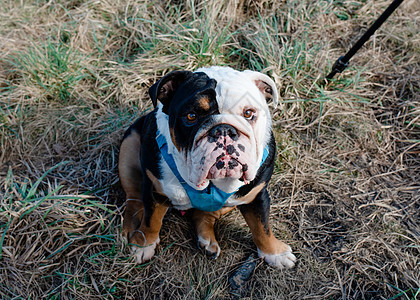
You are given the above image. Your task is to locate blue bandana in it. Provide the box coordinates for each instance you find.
[156,130,269,212]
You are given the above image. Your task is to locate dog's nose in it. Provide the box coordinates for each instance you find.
[209,124,239,141]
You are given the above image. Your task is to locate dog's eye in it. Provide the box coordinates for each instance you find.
[186,113,197,123]
[243,109,255,120]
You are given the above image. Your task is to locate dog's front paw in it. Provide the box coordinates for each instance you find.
[197,235,221,259]
[257,245,296,269]
[131,238,160,264]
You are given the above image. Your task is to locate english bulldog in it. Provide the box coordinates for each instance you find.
[119,66,296,268]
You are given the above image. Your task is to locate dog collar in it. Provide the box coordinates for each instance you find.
[156,130,269,212]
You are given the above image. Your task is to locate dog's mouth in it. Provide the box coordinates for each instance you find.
[189,122,258,189]
[207,155,249,181]
[193,155,251,188]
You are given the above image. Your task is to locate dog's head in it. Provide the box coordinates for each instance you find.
[150,66,278,190]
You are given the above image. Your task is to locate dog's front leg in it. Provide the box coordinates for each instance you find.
[239,188,296,269]
[129,177,169,264]
[192,206,235,259]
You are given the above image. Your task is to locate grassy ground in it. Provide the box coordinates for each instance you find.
[0,0,419,299]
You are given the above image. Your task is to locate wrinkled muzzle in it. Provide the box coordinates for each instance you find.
[187,123,258,188]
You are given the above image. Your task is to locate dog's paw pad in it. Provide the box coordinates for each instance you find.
[197,236,220,259]
[131,238,159,264]
[258,247,297,269]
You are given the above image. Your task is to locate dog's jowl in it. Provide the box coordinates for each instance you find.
[119,66,296,268]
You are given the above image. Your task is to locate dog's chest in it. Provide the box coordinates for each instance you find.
[158,159,247,210]
[158,159,193,210]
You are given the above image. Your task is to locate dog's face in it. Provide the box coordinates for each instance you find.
[150,67,278,190]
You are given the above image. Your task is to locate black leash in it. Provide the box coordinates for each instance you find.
[325,0,405,81]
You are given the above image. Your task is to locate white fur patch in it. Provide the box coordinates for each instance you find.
[131,237,160,264]
[257,246,297,269]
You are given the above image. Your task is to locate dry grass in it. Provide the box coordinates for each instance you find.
[0,0,419,299]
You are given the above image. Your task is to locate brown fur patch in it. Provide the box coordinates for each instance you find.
[192,210,218,244]
[191,207,235,256]
[130,202,169,246]
[118,131,142,200]
[122,199,144,240]
[169,127,180,151]
[119,131,144,238]
[233,182,265,205]
[198,96,211,110]
[241,209,290,255]
[146,169,165,196]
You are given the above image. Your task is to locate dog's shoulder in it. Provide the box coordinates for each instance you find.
[121,109,162,177]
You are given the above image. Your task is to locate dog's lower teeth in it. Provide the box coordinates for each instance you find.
[197,181,206,187]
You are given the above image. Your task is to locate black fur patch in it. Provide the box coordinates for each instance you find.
[216,161,225,170]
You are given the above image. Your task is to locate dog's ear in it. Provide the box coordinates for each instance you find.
[149,70,193,111]
[242,70,279,107]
